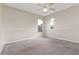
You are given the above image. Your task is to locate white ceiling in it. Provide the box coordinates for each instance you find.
[4,3,78,16]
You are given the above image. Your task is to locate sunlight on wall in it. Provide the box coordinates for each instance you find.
[49,18,55,29]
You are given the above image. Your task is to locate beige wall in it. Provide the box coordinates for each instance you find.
[44,5,79,43]
[0,4,4,53]
[3,5,43,44]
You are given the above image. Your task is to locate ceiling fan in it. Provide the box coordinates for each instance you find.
[37,3,56,13]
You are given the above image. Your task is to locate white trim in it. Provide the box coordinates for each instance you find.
[4,37,41,45]
[46,36,79,44]
[0,44,4,54]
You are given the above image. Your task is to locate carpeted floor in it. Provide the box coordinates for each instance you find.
[1,38,79,55]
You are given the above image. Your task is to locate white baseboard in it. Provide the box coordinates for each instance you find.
[46,36,79,44]
[4,37,41,45]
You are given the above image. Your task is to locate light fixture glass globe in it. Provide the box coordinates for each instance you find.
[43,8,47,12]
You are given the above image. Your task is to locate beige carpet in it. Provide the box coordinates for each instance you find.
[1,38,79,55]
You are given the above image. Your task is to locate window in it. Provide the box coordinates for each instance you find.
[38,19,43,32]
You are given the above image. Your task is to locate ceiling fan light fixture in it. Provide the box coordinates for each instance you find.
[43,8,48,12]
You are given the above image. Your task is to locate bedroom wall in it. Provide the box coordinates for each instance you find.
[2,5,43,44]
[44,5,79,43]
[0,4,4,54]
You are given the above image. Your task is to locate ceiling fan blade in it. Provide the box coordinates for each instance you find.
[49,3,55,6]
[50,8,56,11]
[37,4,46,8]
[43,3,55,6]
[34,8,42,12]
